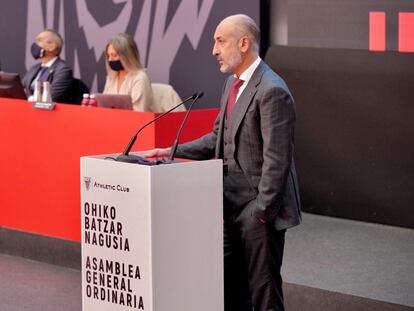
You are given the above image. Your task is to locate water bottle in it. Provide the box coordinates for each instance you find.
[81,93,90,106]
[32,81,42,102]
[88,94,97,107]
[41,81,52,103]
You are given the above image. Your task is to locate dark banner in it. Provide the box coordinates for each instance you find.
[271,0,414,52]
[0,0,259,108]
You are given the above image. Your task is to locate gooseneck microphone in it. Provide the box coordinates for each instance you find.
[116,92,199,164]
[169,92,203,161]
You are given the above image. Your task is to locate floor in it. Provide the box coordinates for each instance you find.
[0,254,81,311]
[1,212,413,310]
[282,213,414,307]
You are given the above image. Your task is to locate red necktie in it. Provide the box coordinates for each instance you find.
[226,78,244,118]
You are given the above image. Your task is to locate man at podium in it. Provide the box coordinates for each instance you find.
[146,14,301,311]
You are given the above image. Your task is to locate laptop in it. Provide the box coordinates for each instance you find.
[94,93,133,110]
[0,72,27,99]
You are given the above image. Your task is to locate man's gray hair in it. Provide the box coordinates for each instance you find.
[231,14,260,53]
[43,29,64,55]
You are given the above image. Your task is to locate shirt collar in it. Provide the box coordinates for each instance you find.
[42,56,58,68]
[237,56,261,83]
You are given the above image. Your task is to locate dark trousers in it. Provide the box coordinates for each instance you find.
[224,200,286,311]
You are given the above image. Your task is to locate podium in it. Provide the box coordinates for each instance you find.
[80,155,224,311]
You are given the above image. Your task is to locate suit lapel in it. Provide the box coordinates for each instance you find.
[230,61,265,143]
[29,64,42,84]
[215,61,266,157]
[215,78,232,157]
[31,58,59,84]
[45,58,59,82]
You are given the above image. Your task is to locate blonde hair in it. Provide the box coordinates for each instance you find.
[105,33,143,77]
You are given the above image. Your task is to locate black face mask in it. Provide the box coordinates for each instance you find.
[31,42,45,59]
[109,60,124,71]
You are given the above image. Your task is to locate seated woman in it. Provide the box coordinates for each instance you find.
[103,33,154,111]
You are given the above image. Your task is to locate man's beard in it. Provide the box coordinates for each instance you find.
[220,50,242,74]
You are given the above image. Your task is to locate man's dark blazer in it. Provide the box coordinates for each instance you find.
[176,60,301,230]
[22,58,73,103]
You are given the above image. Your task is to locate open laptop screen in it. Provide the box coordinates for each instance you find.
[94,93,133,110]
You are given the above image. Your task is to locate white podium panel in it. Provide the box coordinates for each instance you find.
[81,157,223,311]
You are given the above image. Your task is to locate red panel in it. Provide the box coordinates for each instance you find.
[0,98,218,241]
[154,108,218,148]
[369,12,386,51]
[399,12,414,53]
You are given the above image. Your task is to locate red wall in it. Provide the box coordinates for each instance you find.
[0,98,218,241]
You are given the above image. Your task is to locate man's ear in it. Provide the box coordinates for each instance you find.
[47,42,59,55]
[239,36,250,53]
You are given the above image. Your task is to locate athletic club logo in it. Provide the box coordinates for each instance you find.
[84,177,92,191]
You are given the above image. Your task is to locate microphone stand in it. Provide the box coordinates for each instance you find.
[169,92,203,161]
[115,93,198,164]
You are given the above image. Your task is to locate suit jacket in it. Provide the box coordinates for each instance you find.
[176,61,301,230]
[22,58,73,103]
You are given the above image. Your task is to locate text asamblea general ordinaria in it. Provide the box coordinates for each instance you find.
[85,256,144,309]
[84,202,130,251]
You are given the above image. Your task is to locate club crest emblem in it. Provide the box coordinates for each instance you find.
[84,177,92,191]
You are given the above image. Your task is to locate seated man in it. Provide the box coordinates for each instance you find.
[22,29,73,103]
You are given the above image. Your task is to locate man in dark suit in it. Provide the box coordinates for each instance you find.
[147,14,301,311]
[22,29,73,103]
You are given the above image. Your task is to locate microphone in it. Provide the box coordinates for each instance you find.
[116,92,199,164]
[169,92,203,161]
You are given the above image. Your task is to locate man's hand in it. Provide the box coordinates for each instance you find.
[143,147,171,158]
